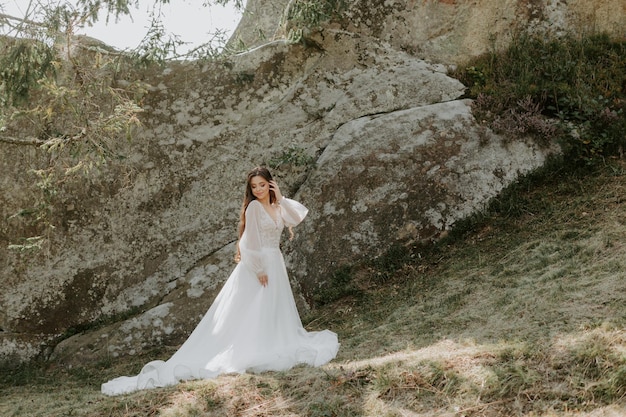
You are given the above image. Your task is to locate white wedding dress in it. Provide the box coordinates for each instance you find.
[101,197,339,396]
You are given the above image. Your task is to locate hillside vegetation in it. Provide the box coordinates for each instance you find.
[2,159,626,416]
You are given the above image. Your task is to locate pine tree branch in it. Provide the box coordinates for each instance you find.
[0,12,46,29]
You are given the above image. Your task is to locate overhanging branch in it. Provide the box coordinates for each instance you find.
[0,12,46,29]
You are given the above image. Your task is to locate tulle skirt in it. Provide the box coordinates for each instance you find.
[101,248,339,396]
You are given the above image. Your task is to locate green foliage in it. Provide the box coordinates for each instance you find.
[0,40,55,106]
[283,0,346,43]
[455,33,626,164]
[5,167,59,251]
[269,144,316,169]
[1,34,145,249]
[0,1,241,249]
[131,13,185,65]
[75,0,137,23]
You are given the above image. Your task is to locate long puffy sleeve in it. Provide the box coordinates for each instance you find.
[279,197,308,227]
[238,201,266,277]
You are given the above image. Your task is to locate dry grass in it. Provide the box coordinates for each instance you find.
[3,161,626,416]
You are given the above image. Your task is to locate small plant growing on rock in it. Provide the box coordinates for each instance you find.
[281,0,346,43]
[269,144,316,169]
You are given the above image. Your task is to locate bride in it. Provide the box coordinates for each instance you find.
[101,167,339,396]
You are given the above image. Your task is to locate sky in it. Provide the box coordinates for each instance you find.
[2,0,242,53]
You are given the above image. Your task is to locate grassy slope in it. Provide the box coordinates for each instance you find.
[2,160,626,417]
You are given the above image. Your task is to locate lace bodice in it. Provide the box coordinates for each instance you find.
[256,206,284,248]
[238,198,308,276]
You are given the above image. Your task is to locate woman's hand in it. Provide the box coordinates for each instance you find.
[257,273,268,287]
[269,180,283,201]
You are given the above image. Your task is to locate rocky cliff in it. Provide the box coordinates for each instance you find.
[1,0,624,365]
[233,0,626,64]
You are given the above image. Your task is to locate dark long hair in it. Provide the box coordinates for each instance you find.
[235,167,276,262]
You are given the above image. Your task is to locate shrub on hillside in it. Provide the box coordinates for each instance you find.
[455,33,626,164]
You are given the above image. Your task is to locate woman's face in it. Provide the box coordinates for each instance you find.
[249,175,270,201]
